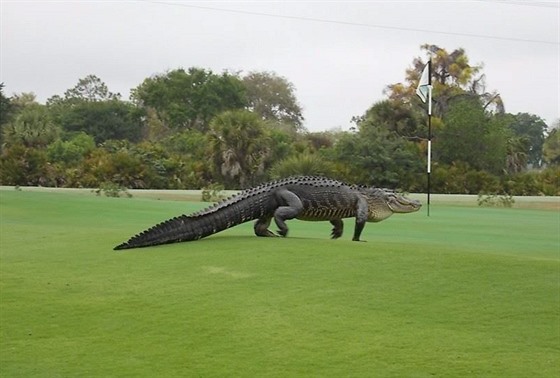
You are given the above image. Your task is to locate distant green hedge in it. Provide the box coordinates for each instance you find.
[431,163,558,196]
[1,141,558,195]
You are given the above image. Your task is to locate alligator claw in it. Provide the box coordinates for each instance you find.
[330,231,342,239]
[277,229,288,237]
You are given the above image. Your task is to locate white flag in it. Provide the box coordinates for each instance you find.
[416,62,430,103]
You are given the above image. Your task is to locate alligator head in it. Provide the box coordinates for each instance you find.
[361,188,422,222]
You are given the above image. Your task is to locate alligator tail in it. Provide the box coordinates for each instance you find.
[113,192,273,250]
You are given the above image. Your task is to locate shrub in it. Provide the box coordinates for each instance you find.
[47,132,95,166]
[502,167,559,196]
[433,163,501,194]
[536,166,560,195]
[201,183,226,202]
[270,153,335,179]
[0,144,56,186]
[477,193,515,207]
[94,182,132,198]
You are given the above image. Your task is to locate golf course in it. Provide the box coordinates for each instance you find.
[1,187,558,377]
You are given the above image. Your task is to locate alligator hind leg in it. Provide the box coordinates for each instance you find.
[273,189,304,237]
[330,219,344,239]
[254,216,276,237]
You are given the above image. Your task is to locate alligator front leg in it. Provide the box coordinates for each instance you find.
[352,221,366,241]
[352,196,369,241]
[273,189,304,237]
[330,219,344,239]
[254,216,277,237]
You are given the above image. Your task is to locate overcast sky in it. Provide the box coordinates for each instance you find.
[1,0,559,132]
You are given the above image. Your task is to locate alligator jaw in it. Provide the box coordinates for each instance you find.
[388,195,422,213]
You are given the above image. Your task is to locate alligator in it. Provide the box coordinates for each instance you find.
[114,176,421,250]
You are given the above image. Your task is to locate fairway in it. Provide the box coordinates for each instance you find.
[1,188,559,377]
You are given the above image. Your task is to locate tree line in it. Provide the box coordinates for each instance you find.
[1,44,558,195]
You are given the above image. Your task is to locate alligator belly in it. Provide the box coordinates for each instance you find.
[297,207,355,221]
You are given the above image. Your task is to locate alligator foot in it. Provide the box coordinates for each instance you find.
[258,229,278,237]
[254,217,278,237]
[330,219,343,239]
[277,229,288,237]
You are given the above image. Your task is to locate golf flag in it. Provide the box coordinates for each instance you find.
[416,61,431,103]
[417,60,433,216]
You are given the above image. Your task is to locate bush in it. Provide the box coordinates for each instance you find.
[536,166,560,195]
[94,182,132,198]
[0,144,56,186]
[503,167,559,196]
[477,193,515,207]
[270,153,335,179]
[201,183,225,202]
[432,162,502,194]
[47,132,95,165]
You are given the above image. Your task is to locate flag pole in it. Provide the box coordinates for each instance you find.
[415,58,433,216]
[427,59,432,217]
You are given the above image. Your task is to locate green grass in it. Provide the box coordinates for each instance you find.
[1,189,559,377]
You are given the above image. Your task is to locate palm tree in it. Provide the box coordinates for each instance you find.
[209,110,272,188]
[505,135,529,174]
[2,104,59,148]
